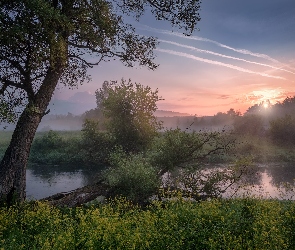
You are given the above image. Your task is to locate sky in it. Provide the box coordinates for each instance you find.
[51,0,295,116]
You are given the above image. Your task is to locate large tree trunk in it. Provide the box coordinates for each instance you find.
[0,68,63,204]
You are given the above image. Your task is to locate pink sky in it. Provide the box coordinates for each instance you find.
[52,1,295,116]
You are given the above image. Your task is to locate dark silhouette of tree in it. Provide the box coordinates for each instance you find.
[269,115,295,145]
[233,114,266,136]
[0,0,202,203]
[246,100,271,115]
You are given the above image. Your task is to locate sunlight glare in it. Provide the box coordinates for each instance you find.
[245,88,284,106]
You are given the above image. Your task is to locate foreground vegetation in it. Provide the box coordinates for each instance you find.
[1,197,295,249]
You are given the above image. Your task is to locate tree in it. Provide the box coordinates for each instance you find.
[96,79,163,152]
[233,114,265,136]
[269,115,295,145]
[0,0,202,203]
[227,108,241,117]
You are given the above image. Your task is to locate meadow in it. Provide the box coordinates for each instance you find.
[2,130,295,166]
[1,197,295,249]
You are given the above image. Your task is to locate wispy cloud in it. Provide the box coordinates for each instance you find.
[217,95,231,100]
[156,48,286,80]
[159,39,295,75]
[141,26,282,63]
[141,26,295,72]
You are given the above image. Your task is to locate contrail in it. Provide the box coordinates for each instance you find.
[140,26,293,68]
[159,39,295,75]
[156,48,286,80]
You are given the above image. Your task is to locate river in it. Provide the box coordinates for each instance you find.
[26,164,104,200]
[25,163,295,200]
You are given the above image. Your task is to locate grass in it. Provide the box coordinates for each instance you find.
[232,134,295,163]
[0,130,84,165]
[1,197,295,249]
[1,130,295,165]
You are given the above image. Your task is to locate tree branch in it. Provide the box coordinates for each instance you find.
[0,78,23,92]
[0,56,26,77]
[68,54,104,67]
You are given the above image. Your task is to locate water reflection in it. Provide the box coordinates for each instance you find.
[226,164,295,200]
[25,163,295,200]
[26,164,105,200]
[267,164,295,185]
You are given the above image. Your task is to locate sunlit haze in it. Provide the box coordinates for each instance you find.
[51,0,295,116]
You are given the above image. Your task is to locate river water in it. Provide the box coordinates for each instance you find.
[25,163,295,200]
[26,165,104,200]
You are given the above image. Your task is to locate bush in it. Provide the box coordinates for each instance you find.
[79,119,116,165]
[31,130,64,151]
[233,114,266,136]
[269,115,295,145]
[147,128,234,175]
[29,128,114,166]
[29,131,69,164]
[104,150,160,204]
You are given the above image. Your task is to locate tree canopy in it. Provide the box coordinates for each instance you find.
[96,79,163,152]
[0,0,201,121]
[0,0,202,203]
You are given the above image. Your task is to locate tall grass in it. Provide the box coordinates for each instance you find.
[1,198,295,249]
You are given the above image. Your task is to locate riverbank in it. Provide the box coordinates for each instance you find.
[2,130,295,164]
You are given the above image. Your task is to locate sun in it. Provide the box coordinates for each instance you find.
[245,89,284,107]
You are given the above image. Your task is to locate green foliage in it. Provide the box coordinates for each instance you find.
[233,114,266,136]
[104,150,159,203]
[28,127,115,166]
[79,119,116,164]
[31,130,64,151]
[2,198,295,249]
[147,128,234,173]
[0,100,15,123]
[29,130,68,164]
[269,115,295,145]
[176,158,255,199]
[228,134,295,163]
[24,130,295,167]
[97,79,163,152]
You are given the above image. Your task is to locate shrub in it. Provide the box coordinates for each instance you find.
[269,114,295,145]
[31,130,64,151]
[80,119,116,164]
[147,128,234,175]
[104,150,160,204]
[233,114,266,136]
[29,131,69,164]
